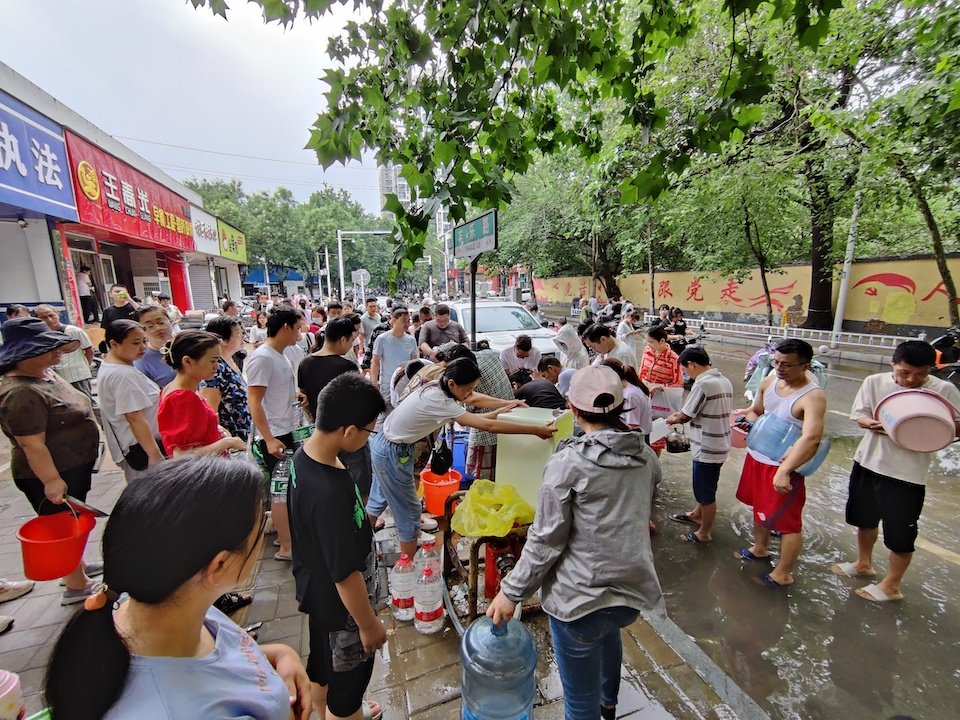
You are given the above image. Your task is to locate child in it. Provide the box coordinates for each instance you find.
[488,365,665,720]
[288,373,387,720]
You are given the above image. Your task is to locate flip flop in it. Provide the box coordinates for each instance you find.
[680,531,710,544]
[669,513,699,525]
[362,700,383,720]
[754,573,791,588]
[734,548,770,561]
[831,562,876,578]
[273,552,292,562]
[856,583,903,603]
[213,591,253,615]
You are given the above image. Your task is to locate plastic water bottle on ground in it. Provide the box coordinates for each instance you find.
[389,553,415,622]
[413,565,445,634]
[270,449,294,505]
[414,538,441,577]
[460,616,537,720]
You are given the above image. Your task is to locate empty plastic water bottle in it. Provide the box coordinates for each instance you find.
[414,538,441,577]
[413,565,444,634]
[389,554,415,622]
[461,616,537,720]
[270,449,294,505]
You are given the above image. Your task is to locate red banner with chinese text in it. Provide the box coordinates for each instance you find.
[64,131,194,252]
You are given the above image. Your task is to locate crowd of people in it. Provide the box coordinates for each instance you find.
[0,289,957,719]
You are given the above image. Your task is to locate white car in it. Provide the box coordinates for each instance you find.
[446,300,556,358]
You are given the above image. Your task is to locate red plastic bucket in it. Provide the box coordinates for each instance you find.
[420,468,462,516]
[17,509,95,581]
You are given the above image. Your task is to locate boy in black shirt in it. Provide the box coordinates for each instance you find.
[289,374,387,720]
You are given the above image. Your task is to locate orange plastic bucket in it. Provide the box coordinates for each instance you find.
[420,468,462,516]
[17,509,95,581]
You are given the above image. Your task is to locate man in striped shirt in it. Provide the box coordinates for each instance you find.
[665,347,733,543]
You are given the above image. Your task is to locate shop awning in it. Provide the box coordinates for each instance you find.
[242,268,283,284]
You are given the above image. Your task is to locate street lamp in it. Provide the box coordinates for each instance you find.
[336,229,392,299]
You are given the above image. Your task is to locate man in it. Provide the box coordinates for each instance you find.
[734,339,826,587]
[360,297,382,352]
[529,304,546,325]
[418,303,468,359]
[412,306,433,345]
[665,347,734,544]
[157,293,183,333]
[585,324,637,367]
[326,301,343,321]
[515,356,566,410]
[100,284,138,330]
[221,300,239,317]
[76,265,98,323]
[500,335,542,375]
[34,305,95,399]
[370,307,419,414]
[834,340,960,602]
[247,307,302,562]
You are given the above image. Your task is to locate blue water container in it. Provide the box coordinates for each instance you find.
[460,617,537,720]
[746,413,830,476]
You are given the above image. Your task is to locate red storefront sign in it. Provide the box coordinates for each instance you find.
[64,131,195,252]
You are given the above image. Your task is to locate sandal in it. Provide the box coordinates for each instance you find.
[213,591,253,615]
[362,700,383,720]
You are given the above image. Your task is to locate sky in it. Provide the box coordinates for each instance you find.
[1,0,382,213]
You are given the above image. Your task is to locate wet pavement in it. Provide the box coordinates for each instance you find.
[654,348,960,720]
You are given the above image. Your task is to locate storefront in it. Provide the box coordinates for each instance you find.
[216,218,247,301]
[0,88,79,321]
[59,130,195,324]
[186,205,220,311]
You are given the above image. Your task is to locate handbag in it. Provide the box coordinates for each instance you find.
[428,433,453,475]
[105,417,165,471]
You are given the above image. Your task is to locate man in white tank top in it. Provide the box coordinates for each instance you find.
[733,339,826,587]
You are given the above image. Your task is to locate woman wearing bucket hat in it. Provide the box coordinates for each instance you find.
[0,317,103,606]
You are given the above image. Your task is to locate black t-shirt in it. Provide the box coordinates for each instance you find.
[100,303,137,330]
[289,448,374,630]
[515,379,567,410]
[297,354,359,418]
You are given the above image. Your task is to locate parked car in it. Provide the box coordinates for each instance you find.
[446,300,556,358]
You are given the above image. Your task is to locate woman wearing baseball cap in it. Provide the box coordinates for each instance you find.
[488,365,665,720]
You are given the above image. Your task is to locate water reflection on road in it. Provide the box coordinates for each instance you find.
[652,350,960,720]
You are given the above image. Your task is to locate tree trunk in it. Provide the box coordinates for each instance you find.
[743,200,774,326]
[801,155,836,329]
[647,222,655,314]
[896,160,959,327]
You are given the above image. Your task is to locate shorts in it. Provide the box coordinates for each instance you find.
[691,461,722,505]
[466,442,497,481]
[735,454,806,534]
[15,461,95,515]
[366,432,421,543]
[306,616,375,717]
[846,462,925,554]
[252,432,295,477]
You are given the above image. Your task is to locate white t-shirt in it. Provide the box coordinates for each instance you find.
[97,361,160,463]
[283,343,306,376]
[591,338,638,368]
[76,272,91,297]
[622,384,652,434]
[852,372,960,485]
[384,383,465,444]
[52,325,93,383]
[246,344,298,438]
[500,346,542,375]
[104,607,290,720]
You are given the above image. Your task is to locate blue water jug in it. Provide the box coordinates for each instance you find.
[460,616,537,720]
[746,413,830,476]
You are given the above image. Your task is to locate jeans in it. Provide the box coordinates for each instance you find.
[366,432,420,542]
[548,606,639,719]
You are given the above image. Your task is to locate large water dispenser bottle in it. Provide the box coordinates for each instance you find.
[460,616,537,720]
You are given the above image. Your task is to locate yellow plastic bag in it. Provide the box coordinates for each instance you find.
[451,480,536,538]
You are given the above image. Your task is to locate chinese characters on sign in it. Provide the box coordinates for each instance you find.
[0,90,78,220]
[189,206,221,256]
[658,280,673,299]
[64,131,194,252]
[453,210,498,259]
[686,279,704,302]
[217,219,248,263]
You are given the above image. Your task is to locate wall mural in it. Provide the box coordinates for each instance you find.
[533,257,960,328]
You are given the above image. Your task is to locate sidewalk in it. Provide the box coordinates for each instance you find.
[0,441,760,719]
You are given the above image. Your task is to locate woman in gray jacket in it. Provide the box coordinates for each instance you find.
[488,365,664,720]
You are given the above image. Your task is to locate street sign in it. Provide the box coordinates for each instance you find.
[351,269,371,285]
[453,210,497,259]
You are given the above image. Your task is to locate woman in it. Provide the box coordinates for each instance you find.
[666,307,693,355]
[157,330,246,457]
[638,326,683,455]
[98,320,164,483]
[44,456,312,720]
[616,309,644,360]
[0,317,102,605]
[200,316,251,440]
[488,366,663,720]
[133,305,175,388]
[601,358,651,436]
[248,312,268,347]
[553,322,589,370]
[367,358,553,561]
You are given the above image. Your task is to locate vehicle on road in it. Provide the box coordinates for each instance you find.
[446,300,557,358]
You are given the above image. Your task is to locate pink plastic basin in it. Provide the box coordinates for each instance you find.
[875,389,957,453]
[729,413,748,449]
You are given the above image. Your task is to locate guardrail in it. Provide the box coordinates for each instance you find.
[644,315,916,354]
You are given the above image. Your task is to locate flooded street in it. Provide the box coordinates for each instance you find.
[651,348,960,720]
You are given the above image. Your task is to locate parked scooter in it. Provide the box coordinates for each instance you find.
[930,326,960,389]
[743,338,828,402]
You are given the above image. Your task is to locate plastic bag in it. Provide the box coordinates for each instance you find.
[451,480,536,538]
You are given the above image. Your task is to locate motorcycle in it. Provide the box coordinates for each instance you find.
[930,326,960,389]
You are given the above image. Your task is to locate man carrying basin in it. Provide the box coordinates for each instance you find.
[733,339,826,588]
[833,340,960,602]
